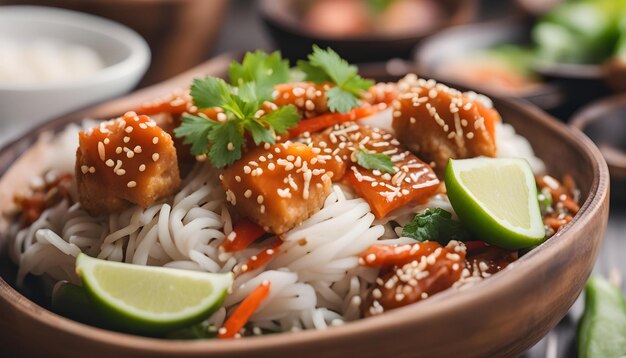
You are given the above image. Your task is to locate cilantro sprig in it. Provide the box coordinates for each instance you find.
[356,149,395,174]
[297,46,374,113]
[174,51,299,168]
[401,208,470,245]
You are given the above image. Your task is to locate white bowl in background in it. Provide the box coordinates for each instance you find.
[0,6,151,142]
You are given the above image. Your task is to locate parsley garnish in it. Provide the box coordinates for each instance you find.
[174,51,300,168]
[401,208,470,245]
[356,149,395,174]
[297,45,374,113]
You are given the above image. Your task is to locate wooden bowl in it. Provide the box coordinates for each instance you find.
[258,0,477,63]
[0,0,229,85]
[571,93,626,201]
[0,56,609,357]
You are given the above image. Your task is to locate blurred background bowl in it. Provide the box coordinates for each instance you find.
[0,6,150,143]
[259,0,478,63]
[1,0,228,85]
[571,93,626,202]
[415,18,563,113]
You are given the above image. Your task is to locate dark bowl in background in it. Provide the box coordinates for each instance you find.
[415,18,618,121]
[258,0,477,63]
[571,94,626,203]
[415,18,563,114]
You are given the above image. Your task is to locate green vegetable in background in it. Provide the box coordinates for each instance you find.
[533,1,618,64]
[401,208,469,245]
[578,276,626,358]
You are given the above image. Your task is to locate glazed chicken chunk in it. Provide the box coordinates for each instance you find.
[310,123,440,218]
[392,74,500,172]
[220,141,335,234]
[76,111,181,215]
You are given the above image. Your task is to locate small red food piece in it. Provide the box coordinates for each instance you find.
[221,219,267,253]
[362,241,466,316]
[240,239,282,274]
[272,82,331,119]
[358,242,441,268]
[219,281,271,339]
[288,105,379,138]
[465,243,517,276]
[76,111,181,215]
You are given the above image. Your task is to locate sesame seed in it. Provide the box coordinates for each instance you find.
[244,189,252,199]
[80,165,88,174]
[105,159,114,167]
[127,181,136,188]
[139,164,146,172]
[152,153,160,162]
[98,142,106,161]
[152,137,159,145]
[123,136,130,143]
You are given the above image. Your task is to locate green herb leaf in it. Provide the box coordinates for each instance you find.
[326,87,359,114]
[356,150,395,174]
[207,120,245,169]
[190,77,233,110]
[244,120,275,146]
[297,45,374,113]
[177,52,304,168]
[166,321,217,340]
[260,105,300,134]
[401,208,470,245]
[174,114,219,156]
[229,50,290,89]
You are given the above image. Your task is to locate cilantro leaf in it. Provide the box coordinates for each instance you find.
[260,105,300,134]
[326,87,359,114]
[176,51,304,168]
[207,120,245,169]
[174,114,218,156]
[297,45,374,113]
[190,77,233,110]
[296,60,333,83]
[401,208,470,245]
[244,120,275,146]
[356,150,395,174]
[229,50,290,91]
[307,45,357,84]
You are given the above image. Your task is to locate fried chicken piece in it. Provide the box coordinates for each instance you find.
[76,111,181,215]
[220,142,335,234]
[309,122,440,218]
[392,74,500,173]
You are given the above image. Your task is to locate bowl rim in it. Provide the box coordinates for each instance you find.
[0,75,609,354]
[257,0,478,43]
[570,92,626,179]
[0,5,151,92]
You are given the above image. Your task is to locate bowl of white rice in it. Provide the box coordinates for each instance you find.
[0,6,150,143]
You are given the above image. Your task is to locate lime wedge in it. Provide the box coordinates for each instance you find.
[76,254,232,333]
[444,158,545,249]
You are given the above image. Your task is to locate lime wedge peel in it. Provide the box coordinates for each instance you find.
[445,158,545,250]
[76,254,232,333]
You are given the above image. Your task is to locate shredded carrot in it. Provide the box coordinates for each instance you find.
[221,219,266,252]
[240,239,282,274]
[359,242,441,268]
[288,105,379,137]
[218,281,271,339]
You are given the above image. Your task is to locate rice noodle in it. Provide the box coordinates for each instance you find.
[6,118,546,335]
